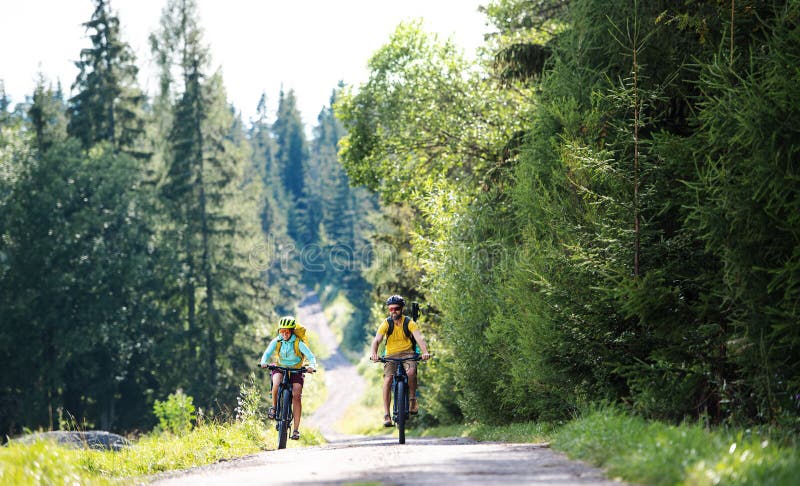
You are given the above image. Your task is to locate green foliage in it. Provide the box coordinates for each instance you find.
[0,413,324,485]
[153,390,196,435]
[0,441,109,486]
[235,374,265,423]
[151,0,270,411]
[336,18,534,424]
[554,407,800,486]
[683,1,800,420]
[337,0,800,430]
[67,0,146,155]
[0,138,160,432]
[274,89,314,247]
[419,420,556,443]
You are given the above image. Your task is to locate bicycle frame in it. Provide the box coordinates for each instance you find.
[261,364,308,449]
[377,354,421,444]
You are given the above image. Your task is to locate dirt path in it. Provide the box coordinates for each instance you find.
[151,292,624,485]
[152,436,623,485]
[296,292,367,442]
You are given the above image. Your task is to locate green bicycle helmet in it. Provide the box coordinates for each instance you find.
[278,316,297,329]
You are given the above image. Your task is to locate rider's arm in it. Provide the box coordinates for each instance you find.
[297,340,318,370]
[370,331,385,360]
[259,337,279,366]
[411,329,431,360]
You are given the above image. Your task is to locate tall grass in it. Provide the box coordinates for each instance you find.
[0,419,324,485]
[1,373,326,485]
[553,408,800,486]
[410,407,799,485]
[0,440,109,485]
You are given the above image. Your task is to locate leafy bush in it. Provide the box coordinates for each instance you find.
[153,389,195,435]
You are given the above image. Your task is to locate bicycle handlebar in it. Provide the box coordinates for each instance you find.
[372,354,425,364]
[256,364,314,373]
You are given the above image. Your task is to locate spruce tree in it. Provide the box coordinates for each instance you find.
[154,0,267,405]
[29,76,68,153]
[67,0,146,155]
[273,89,314,247]
[248,93,303,310]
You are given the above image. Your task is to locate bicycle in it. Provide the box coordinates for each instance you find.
[373,354,422,444]
[258,364,312,449]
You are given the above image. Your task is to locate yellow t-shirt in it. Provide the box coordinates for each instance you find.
[378,317,418,356]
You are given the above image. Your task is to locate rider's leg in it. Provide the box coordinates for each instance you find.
[271,372,282,407]
[292,382,303,431]
[382,374,393,416]
[407,366,417,401]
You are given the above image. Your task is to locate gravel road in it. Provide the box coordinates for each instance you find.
[299,292,366,441]
[151,292,624,485]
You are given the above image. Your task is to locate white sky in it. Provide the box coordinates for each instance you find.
[0,0,489,128]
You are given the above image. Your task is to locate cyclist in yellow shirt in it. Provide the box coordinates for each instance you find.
[370,295,431,426]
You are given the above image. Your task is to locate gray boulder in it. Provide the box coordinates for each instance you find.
[15,430,130,451]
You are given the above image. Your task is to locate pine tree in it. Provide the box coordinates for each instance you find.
[67,0,146,156]
[154,0,267,405]
[248,93,303,310]
[29,76,67,153]
[0,80,11,126]
[273,89,314,246]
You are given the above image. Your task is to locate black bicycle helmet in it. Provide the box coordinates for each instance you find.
[385,295,405,307]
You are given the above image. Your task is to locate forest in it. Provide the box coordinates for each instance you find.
[2,0,799,439]
[0,0,377,436]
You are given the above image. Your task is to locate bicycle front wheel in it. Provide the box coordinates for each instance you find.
[277,388,292,449]
[395,380,407,444]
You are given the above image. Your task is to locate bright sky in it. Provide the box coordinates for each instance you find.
[1,0,488,128]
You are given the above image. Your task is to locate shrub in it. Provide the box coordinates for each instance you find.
[153,389,195,435]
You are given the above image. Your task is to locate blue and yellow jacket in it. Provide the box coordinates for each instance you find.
[259,334,317,369]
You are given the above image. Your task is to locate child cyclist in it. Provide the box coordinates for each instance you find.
[259,316,317,440]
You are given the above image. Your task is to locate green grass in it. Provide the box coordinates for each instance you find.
[0,440,110,485]
[417,421,555,443]
[553,408,800,486]
[1,370,327,485]
[413,407,799,486]
[0,419,324,485]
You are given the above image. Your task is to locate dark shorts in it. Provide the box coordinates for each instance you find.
[383,352,418,377]
[271,369,305,386]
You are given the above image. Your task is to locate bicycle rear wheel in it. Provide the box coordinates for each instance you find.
[277,388,292,449]
[395,381,407,444]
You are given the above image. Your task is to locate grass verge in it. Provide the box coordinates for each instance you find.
[1,420,324,485]
[553,408,799,486]
[414,407,799,486]
[417,421,555,443]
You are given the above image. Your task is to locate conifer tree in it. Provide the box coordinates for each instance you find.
[67,0,146,155]
[248,93,303,310]
[273,89,315,247]
[0,81,11,126]
[29,77,67,153]
[153,0,266,404]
